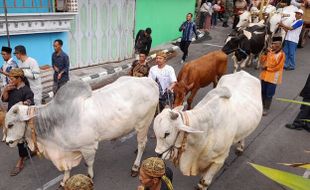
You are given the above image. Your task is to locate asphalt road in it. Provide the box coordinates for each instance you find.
[0,25,309,190]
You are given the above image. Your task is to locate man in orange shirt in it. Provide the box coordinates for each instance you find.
[260,36,286,116]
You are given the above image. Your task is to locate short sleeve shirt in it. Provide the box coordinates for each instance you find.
[7,85,34,111]
[148,65,177,94]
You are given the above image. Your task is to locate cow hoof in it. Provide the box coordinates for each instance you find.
[57,184,64,190]
[235,148,244,156]
[87,174,94,179]
[131,170,139,177]
[131,165,140,177]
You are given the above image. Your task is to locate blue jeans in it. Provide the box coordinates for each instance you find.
[283,40,297,69]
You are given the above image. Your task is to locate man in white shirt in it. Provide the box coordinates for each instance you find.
[1,46,18,87]
[14,45,42,105]
[148,52,177,111]
[279,9,304,70]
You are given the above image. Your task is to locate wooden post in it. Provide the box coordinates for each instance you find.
[258,0,270,20]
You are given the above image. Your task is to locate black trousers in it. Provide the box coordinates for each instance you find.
[180,41,191,61]
[293,97,310,128]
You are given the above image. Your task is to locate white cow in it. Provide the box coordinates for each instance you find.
[3,77,159,186]
[236,5,276,30]
[268,5,298,40]
[154,71,263,190]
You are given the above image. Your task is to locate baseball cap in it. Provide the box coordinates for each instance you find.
[295,9,304,15]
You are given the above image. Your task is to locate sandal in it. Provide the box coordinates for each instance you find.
[10,166,24,176]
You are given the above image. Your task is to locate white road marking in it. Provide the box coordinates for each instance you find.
[36,174,64,190]
[203,43,224,48]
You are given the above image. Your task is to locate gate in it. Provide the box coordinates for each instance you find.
[69,0,135,68]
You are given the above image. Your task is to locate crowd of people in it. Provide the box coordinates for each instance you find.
[1,0,309,189]
[0,39,70,176]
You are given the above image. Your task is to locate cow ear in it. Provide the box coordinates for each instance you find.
[169,111,179,120]
[185,83,194,91]
[12,106,19,114]
[173,106,184,112]
[177,124,204,133]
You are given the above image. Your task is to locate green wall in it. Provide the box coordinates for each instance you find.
[135,0,196,48]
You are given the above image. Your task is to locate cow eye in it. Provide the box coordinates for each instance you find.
[8,124,14,129]
[164,132,170,138]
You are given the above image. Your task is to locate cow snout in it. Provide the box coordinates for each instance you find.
[156,153,163,158]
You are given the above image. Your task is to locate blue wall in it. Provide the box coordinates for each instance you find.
[0,0,51,13]
[0,32,68,66]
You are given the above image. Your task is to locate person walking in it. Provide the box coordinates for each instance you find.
[1,68,34,176]
[1,46,18,87]
[279,9,304,70]
[285,74,310,132]
[137,157,173,190]
[14,45,42,105]
[179,13,198,64]
[199,0,213,31]
[222,0,234,27]
[212,0,221,27]
[52,39,70,94]
[135,28,152,59]
[260,36,286,116]
[148,52,177,112]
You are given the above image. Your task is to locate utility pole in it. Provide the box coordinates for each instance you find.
[3,0,11,47]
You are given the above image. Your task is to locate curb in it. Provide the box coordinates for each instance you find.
[42,45,180,100]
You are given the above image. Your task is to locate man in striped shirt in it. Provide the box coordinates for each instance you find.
[179,13,198,64]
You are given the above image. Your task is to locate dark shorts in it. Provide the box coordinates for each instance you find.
[261,80,277,99]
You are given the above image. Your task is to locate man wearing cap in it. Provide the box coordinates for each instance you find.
[14,45,42,105]
[148,52,177,112]
[64,174,94,190]
[1,46,18,87]
[137,157,173,190]
[260,36,286,116]
[279,9,304,70]
[2,68,34,176]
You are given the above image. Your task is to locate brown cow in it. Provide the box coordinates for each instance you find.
[173,50,227,110]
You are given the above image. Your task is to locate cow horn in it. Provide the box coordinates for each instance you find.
[170,111,179,120]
